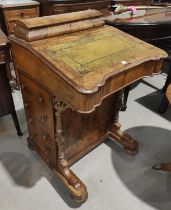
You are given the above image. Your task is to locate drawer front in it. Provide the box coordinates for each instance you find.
[23,92,52,131]
[4,7,38,21]
[27,116,52,151]
[20,73,51,109]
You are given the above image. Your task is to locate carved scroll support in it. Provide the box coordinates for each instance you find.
[109,91,138,155]
[53,95,88,203]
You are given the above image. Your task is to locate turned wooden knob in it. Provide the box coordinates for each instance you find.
[25,103,29,108]
[27,118,33,124]
[39,96,44,103]
[21,84,26,90]
[45,148,50,156]
[43,133,50,141]
[41,115,48,122]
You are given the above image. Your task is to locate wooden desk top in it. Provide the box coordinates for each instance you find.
[105,7,171,41]
[0,0,39,8]
[106,7,171,24]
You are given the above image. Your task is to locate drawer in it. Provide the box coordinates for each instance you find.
[4,7,38,21]
[27,115,52,157]
[24,93,52,130]
[19,73,50,100]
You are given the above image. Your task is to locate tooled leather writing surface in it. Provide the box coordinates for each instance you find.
[11,10,167,92]
[29,26,166,91]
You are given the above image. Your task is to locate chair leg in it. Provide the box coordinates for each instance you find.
[11,111,23,136]
[120,85,131,111]
[159,61,171,113]
[162,62,171,93]
[153,163,171,172]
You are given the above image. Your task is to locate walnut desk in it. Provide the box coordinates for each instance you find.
[9,10,167,203]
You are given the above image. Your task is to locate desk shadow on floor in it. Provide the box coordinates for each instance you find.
[107,126,171,210]
[135,90,171,122]
[0,151,81,208]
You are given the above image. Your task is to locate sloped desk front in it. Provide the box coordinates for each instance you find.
[9,10,167,203]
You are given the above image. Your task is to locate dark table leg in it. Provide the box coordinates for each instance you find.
[0,64,22,136]
[11,111,23,136]
[120,85,131,111]
[158,62,171,114]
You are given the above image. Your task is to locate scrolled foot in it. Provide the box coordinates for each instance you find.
[53,164,88,203]
[110,123,138,155]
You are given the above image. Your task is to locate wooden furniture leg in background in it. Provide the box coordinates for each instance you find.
[0,64,22,136]
[11,110,23,136]
[109,91,138,155]
[158,64,171,113]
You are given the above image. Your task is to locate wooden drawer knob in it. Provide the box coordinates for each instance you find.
[25,103,29,108]
[43,133,50,141]
[41,115,48,122]
[27,118,33,124]
[21,84,25,90]
[39,96,44,103]
[45,148,51,156]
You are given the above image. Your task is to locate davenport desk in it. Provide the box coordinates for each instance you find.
[0,29,22,136]
[9,10,167,203]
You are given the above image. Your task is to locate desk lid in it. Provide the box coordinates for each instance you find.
[10,10,167,93]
